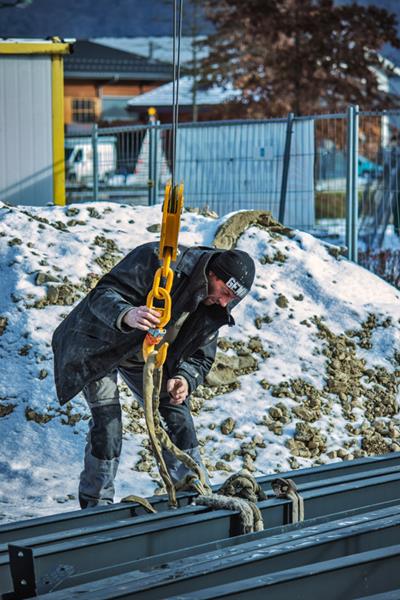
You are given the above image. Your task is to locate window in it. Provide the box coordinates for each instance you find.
[101,97,136,122]
[72,99,96,123]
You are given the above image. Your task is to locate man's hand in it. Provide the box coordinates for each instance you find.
[167,377,189,405]
[122,306,160,331]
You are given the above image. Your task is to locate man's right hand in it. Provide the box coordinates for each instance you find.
[122,306,161,331]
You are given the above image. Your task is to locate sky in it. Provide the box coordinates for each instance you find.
[0,199,399,524]
[0,0,211,38]
[0,1,399,41]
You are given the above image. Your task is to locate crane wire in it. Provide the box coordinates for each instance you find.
[171,0,183,192]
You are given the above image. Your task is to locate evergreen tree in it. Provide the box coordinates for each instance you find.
[201,0,400,116]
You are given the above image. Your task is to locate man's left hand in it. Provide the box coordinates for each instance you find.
[167,377,189,405]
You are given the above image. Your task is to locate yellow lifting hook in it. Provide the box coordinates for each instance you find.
[142,181,184,367]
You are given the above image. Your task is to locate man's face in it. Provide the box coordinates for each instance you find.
[203,271,239,307]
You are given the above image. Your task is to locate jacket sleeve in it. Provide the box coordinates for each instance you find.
[173,331,218,394]
[86,243,159,332]
[87,288,138,332]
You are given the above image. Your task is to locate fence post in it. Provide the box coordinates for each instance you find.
[152,121,160,205]
[148,124,153,206]
[345,104,359,262]
[148,122,159,206]
[279,112,295,224]
[92,123,99,203]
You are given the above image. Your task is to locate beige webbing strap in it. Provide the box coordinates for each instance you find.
[192,470,266,533]
[195,494,262,534]
[271,477,305,523]
[120,495,157,514]
[143,353,211,508]
[217,470,265,532]
[143,353,177,507]
[174,473,209,496]
[219,469,267,503]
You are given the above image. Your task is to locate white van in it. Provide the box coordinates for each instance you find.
[65,136,117,184]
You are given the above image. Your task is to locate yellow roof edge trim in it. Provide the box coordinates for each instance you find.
[0,42,71,55]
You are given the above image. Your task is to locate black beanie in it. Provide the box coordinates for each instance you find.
[208,249,255,299]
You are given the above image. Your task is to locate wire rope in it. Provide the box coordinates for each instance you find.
[171,0,184,193]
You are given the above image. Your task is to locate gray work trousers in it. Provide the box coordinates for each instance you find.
[79,366,208,508]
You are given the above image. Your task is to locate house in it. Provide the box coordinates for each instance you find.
[94,37,223,122]
[63,40,173,133]
[93,36,208,66]
[126,75,239,122]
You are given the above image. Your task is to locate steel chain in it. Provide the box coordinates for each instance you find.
[142,182,183,364]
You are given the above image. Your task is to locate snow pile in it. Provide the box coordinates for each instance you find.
[0,200,399,523]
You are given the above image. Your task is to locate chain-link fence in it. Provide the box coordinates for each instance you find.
[66,118,316,231]
[356,110,400,287]
[65,108,400,286]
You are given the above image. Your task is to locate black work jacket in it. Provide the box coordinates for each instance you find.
[52,242,237,405]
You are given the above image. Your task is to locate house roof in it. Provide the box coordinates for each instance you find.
[127,75,239,107]
[64,40,172,81]
[93,36,208,66]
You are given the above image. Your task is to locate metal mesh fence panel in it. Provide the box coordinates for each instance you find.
[313,114,347,243]
[65,116,356,236]
[64,111,400,287]
[65,127,149,205]
[358,112,400,249]
[173,118,315,229]
[357,111,400,287]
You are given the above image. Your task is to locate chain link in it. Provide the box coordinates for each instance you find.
[142,183,184,363]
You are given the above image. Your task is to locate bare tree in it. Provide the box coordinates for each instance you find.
[201,0,400,117]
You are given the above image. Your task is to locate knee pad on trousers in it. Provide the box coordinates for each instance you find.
[90,404,122,460]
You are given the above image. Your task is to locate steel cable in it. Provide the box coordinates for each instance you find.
[171,0,184,189]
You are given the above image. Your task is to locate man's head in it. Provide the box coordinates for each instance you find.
[204,249,255,307]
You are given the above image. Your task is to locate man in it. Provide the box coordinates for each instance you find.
[52,242,255,508]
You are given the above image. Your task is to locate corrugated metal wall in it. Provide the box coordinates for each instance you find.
[176,120,315,228]
[0,55,53,206]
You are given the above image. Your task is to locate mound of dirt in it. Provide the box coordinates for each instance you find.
[213,210,294,249]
